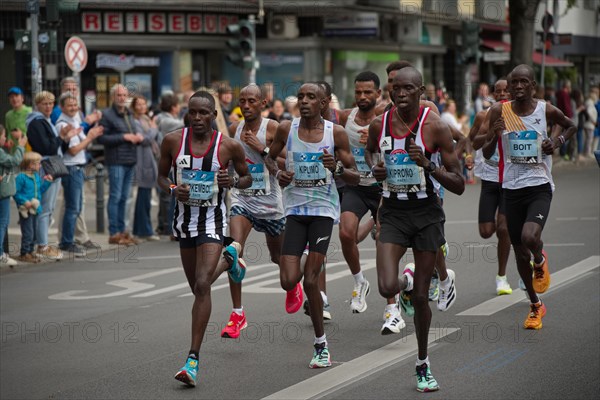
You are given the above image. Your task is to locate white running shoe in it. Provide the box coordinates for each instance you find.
[496,275,513,295]
[381,307,405,335]
[437,269,456,312]
[0,253,17,267]
[350,279,370,313]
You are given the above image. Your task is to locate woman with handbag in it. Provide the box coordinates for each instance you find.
[131,95,160,241]
[26,91,79,261]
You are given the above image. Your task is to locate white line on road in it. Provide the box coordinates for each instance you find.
[464,243,585,248]
[261,327,460,400]
[457,255,599,316]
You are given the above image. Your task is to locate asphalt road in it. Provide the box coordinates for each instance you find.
[1,163,598,400]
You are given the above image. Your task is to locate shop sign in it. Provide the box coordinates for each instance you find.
[323,12,379,37]
[483,51,510,62]
[96,53,160,72]
[82,11,238,34]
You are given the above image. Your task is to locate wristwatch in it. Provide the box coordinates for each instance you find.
[334,163,344,176]
[261,146,270,157]
[425,162,436,173]
[232,175,240,188]
[169,185,177,197]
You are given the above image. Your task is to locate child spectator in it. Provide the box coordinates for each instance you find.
[14,152,52,263]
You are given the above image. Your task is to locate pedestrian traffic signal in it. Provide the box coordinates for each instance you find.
[226,19,255,70]
[461,21,481,64]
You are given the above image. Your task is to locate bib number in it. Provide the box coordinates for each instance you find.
[352,146,371,178]
[236,163,270,196]
[383,153,425,193]
[503,130,542,164]
[179,169,218,207]
[291,152,330,188]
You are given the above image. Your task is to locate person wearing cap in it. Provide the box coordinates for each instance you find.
[4,87,32,154]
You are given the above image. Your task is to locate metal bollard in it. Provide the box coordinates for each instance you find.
[96,163,105,233]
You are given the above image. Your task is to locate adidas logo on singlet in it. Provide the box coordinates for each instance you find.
[177,155,191,167]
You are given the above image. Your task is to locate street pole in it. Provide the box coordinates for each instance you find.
[248,14,257,85]
[540,0,548,88]
[30,0,42,98]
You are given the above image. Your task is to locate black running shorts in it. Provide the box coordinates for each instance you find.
[378,197,446,252]
[340,185,382,220]
[281,215,334,256]
[478,179,505,224]
[503,183,552,245]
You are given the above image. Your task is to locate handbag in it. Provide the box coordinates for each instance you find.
[41,156,69,179]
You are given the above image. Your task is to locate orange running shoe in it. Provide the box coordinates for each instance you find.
[523,302,547,329]
[532,250,551,293]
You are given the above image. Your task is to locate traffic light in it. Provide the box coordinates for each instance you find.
[461,21,481,64]
[46,0,79,23]
[226,19,255,70]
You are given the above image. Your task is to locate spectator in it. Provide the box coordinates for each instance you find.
[98,84,143,246]
[592,86,600,152]
[583,91,598,159]
[130,95,160,241]
[283,96,299,119]
[425,83,443,113]
[556,80,574,119]
[55,93,104,256]
[268,99,285,122]
[474,83,491,114]
[215,83,235,125]
[4,87,32,154]
[155,93,183,237]
[440,100,462,131]
[27,91,76,261]
[50,77,102,129]
[0,124,26,266]
[14,152,53,263]
[571,89,586,162]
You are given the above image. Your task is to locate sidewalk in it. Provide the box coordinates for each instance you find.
[2,180,166,270]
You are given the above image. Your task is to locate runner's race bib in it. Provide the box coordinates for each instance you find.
[236,163,270,196]
[502,130,542,164]
[352,146,372,177]
[383,153,425,193]
[291,152,330,188]
[178,169,218,207]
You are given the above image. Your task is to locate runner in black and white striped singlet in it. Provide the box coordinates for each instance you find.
[157,91,252,388]
[366,67,465,393]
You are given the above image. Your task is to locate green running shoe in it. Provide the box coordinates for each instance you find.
[416,363,439,392]
[309,343,331,368]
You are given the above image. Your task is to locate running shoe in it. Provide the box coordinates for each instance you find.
[437,269,456,312]
[220,311,248,339]
[532,250,551,294]
[224,242,246,283]
[350,278,370,313]
[303,299,332,320]
[285,282,303,313]
[416,363,439,392]
[323,302,332,321]
[428,274,439,301]
[309,342,331,368]
[399,263,415,317]
[174,357,199,387]
[523,302,547,330]
[381,307,405,335]
[495,275,513,296]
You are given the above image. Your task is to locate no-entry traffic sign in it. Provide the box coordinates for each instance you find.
[64,36,88,72]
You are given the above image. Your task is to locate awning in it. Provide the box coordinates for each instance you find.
[532,52,574,67]
[481,39,511,52]
[481,39,573,67]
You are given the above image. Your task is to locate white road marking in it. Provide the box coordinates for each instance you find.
[48,268,180,300]
[261,327,460,400]
[457,256,599,316]
[465,243,585,248]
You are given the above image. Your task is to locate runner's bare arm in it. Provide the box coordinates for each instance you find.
[365,116,386,181]
[471,111,491,150]
[333,125,360,185]
[468,111,487,150]
[264,120,291,184]
[225,138,252,190]
[482,103,503,160]
[543,104,577,154]
[157,130,190,202]
[266,119,287,170]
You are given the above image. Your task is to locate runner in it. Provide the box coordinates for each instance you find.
[220,84,285,339]
[382,61,462,312]
[158,91,252,387]
[366,67,464,392]
[483,64,576,329]
[265,82,359,368]
[468,78,513,295]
